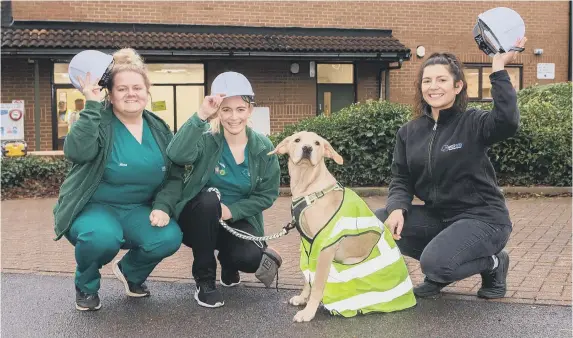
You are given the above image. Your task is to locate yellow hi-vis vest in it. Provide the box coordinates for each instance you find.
[298,188,416,317]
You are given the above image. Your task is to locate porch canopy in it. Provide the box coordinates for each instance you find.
[1,21,410,61]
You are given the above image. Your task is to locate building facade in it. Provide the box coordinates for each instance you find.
[1,1,570,151]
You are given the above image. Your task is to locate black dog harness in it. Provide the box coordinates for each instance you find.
[290,182,344,229]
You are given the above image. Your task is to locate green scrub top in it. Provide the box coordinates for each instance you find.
[90,116,165,207]
[206,139,252,206]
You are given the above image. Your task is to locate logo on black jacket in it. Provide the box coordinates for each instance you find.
[441,143,463,152]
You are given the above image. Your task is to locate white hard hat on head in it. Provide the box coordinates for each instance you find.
[211,71,254,98]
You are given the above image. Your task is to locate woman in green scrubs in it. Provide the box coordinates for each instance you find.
[53,48,183,311]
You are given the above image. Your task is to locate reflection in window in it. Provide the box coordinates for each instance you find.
[55,88,85,149]
[317,64,354,84]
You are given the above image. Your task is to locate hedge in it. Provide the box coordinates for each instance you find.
[270,82,572,187]
[1,82,571,197]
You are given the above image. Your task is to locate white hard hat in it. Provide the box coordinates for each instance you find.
[68,50,114,91]
[473,7,525,57]
[211,71,254,98]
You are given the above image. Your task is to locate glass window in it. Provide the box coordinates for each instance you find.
[145,85,205,132]
[54,88,85,149]
[54,63,72,84]
[463,68,480,98]
[147,64,204,84]
[54,63,205,85]
[147,86,175,130]
[481,67,521,99]
[465,65,521,101]
[317,64,354,84]
[176,86,205,130]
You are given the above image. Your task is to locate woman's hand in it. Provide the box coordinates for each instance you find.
[76,72,102,102]
[384,209,405,240]
[150,209,170,227]
[492,37,527,72]
[221,203,233,221]
[197,94,226,121]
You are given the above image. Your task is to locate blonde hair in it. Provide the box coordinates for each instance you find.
[208,105,254,135]
[209,116,222,134]
[107,48,151,92]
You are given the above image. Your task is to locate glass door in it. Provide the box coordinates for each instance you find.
[176,85,205,130]
[147,85,175,130]
[316,63,355,116]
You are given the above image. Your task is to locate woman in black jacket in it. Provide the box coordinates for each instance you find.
[375,37,527,299]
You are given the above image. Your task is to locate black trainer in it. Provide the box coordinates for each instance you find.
[75,287,102,311]
[220,269,241,287]
[194,280,224,308]
[413,277,451,297]
[478,250,509,299]
[112,260,151,298]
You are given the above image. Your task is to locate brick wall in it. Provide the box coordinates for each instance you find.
[206,61,383,133]
[6,1,570,149]
[13,0,570,104]
[1,59,53,151]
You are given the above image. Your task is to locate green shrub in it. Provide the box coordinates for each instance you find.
[469,82,572,186]
[269,100,412,186]
[1,156,70,189]
[272,82,572,187]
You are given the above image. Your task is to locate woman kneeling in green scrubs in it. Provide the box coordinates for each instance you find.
[53,48,184,311]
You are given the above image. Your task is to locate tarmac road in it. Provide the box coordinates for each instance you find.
[1,273,571,338]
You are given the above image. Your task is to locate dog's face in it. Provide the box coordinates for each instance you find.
[268,131,343,166]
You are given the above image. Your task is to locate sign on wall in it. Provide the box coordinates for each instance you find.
[0,100,25,141]
[537,63,555,80]
[250,107,271,136]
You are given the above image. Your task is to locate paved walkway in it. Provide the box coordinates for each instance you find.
[1,196,571,306]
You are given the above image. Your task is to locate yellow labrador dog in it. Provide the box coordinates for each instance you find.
[269,131,416,322]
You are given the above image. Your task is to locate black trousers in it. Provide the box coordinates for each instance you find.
[178,191,265,282]
[375,205,512,284]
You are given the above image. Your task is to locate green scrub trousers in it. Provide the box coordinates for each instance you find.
[65,117,182,294]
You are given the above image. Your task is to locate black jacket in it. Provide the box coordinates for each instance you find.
[386,70,519,225]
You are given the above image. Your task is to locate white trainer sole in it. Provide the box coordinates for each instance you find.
[112,260,149,298]
[220,278,241,288]
[75,302,102,311]
[194,288,224,308]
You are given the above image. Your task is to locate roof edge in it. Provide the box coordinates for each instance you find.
[8,20,395,37]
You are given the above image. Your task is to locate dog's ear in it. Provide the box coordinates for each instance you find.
[323,140,343,165]
[267,136,292,156]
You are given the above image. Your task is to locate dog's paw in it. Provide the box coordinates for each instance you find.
[289,295,308,306]
[293,308,316,323]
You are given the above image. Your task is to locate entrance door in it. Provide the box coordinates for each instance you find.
[146,84,205,132]
[316,63,355,116]
[317,84,355,116]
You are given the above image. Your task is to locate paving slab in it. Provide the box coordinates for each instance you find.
[1,196,571,306]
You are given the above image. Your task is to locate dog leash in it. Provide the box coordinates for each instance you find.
[206,187,296,243]
[219,219,295,245]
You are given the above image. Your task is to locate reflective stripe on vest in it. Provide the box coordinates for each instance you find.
[302,236,401,284]
[324,277,413,313]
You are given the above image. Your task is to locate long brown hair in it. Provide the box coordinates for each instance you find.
[413,52,468,119]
